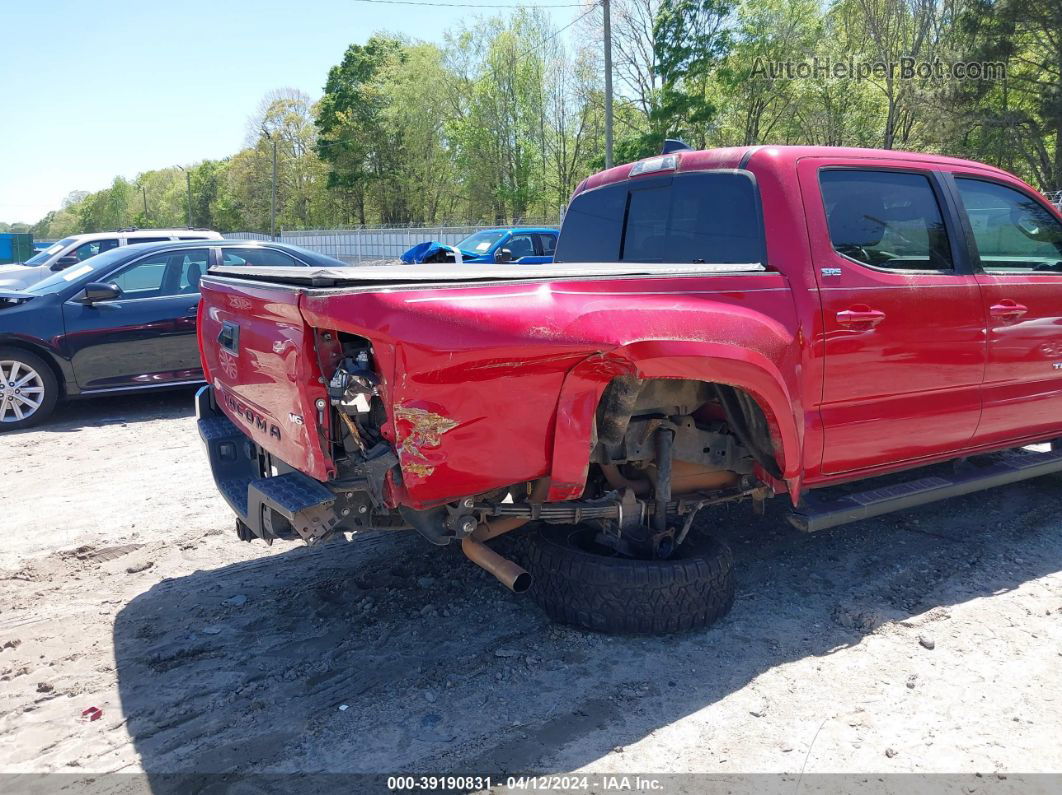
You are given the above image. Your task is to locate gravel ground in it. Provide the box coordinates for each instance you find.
[1,390,1061,789]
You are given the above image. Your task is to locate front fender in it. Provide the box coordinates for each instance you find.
[0,334,73,397]
[547,339,802,502]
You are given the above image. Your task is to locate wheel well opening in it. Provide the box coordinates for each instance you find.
[590,376,781,482]
[0,341,65,396]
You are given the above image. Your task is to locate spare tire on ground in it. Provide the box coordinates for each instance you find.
[523,524,734,635]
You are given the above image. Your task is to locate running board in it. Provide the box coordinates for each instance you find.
[789,447,1062,532]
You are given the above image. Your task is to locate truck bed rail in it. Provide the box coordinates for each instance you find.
[205,261,767,290]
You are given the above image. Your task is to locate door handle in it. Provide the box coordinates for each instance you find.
[989,300,1028,320]
[218,321,240,353]
[836,308,886,327]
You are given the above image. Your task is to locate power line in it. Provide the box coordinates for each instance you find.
[352,0,584,7]
[528,0,599,51]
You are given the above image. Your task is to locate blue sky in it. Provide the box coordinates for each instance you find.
[0,0,584,224]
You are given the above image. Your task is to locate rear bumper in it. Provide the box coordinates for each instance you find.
[196,385,342,541]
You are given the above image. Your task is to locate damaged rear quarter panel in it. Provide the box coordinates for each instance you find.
[299,273,800,508]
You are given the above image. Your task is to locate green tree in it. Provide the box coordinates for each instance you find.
[951,0,1062,188]
[317,36,409,224]
[652,0,733,146]
[446,11,554,221]
[248,89,329,229]
[715,0,823,145]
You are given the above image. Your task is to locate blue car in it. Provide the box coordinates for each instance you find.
[401,227,558,264]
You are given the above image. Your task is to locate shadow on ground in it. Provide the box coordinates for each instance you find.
[8,387,198,435]
[113,469,1062,787]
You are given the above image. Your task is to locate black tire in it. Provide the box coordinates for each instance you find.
[0,347,59,431]
[523,524,735,635]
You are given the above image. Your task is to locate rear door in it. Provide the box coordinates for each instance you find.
[798,157,987,474]
[62,248,209,390]
[949,173,1062,444]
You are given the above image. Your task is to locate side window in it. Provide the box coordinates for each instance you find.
[108,255,170,298]
[506,235,535,260]
[537,233,557,256]
[130,237,172,245]
[954,178,1062,273]
[820,170,954,271]
[177,250,210,292]
[222,247,300,267]
[108,249,209,298]
[72,238,119,262]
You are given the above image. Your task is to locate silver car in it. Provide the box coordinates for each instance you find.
[0,228,222,290]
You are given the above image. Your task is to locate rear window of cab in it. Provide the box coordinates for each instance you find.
[554,171,766,265]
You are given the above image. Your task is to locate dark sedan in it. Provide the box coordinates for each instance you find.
[0,240,348,429]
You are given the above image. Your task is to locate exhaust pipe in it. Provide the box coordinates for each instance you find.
[461,537,532,593]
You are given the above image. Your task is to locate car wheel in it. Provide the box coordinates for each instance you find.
[523,523,735,635]
[0,348,59,431]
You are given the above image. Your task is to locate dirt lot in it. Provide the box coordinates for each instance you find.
[1,390,1061,789]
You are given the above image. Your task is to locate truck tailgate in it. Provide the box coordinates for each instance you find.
[198,277,334,481]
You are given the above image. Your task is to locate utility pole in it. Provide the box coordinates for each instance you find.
[175,165,192,227]
[263,128,278,241]
[139,185,148,217]
[603,0,614,169]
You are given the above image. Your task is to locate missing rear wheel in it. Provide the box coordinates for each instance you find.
[523,524,734,635]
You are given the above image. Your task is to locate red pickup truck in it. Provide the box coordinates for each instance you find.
[195,144,1062,634]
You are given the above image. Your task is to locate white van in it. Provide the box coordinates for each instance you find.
[0,228,223,290]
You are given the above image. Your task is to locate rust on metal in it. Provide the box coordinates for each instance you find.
[461,537,531,593]
[401,460,436,478]
[393,404,459,479]
[601,461,738,497]
[337,412,366,452]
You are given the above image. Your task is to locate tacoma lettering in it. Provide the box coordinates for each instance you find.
[224,394,281,441]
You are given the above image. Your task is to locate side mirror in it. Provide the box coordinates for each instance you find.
[494,247,513,263]
[52,255,80,271]
[81,282,122,304]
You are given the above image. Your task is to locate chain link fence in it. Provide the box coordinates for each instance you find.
[222,222,559,264]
